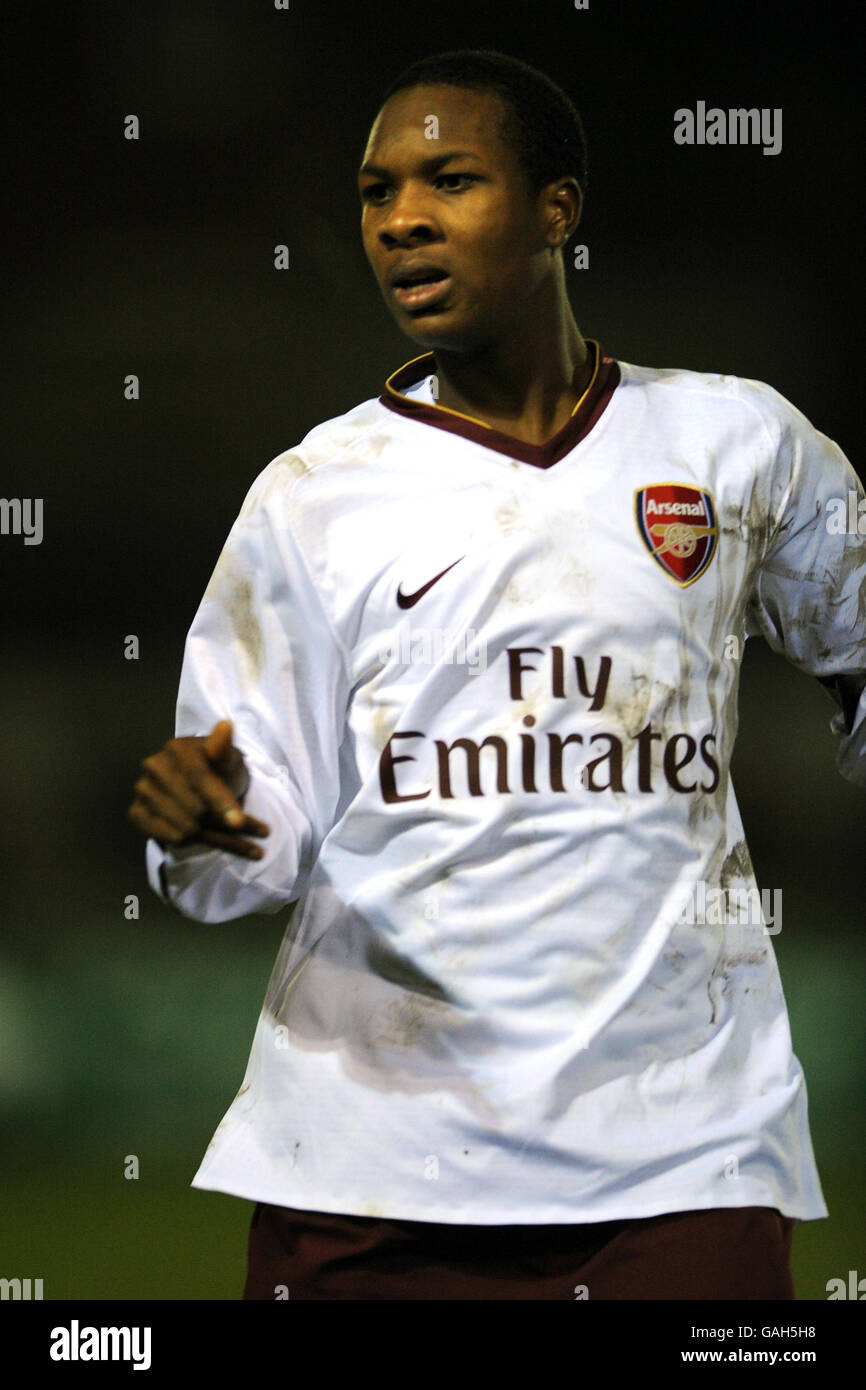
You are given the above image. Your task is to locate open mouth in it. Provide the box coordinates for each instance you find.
[392,270,452,311]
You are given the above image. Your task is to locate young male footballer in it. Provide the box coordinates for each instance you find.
[128,50,866,1299]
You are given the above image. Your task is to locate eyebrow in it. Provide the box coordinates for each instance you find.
[358,150,482,180]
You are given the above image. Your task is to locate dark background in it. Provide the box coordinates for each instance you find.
[1,0,863,1299]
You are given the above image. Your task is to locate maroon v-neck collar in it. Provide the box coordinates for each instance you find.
[379,338,621,469]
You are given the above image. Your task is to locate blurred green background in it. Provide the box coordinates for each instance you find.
[1,0,863,1299]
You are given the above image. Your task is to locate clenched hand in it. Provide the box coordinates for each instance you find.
[127,719,271,859]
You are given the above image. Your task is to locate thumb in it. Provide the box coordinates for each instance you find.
[203,718,234,764]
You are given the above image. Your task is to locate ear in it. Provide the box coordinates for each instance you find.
[546,177,583,248]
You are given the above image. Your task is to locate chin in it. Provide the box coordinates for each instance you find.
[399,318,485,354]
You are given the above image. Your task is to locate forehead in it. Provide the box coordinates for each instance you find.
[362,84,513,168]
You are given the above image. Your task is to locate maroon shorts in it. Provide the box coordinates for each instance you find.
[242,1201,796,1300]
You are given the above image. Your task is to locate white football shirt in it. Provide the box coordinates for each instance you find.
[146,341,865,1223]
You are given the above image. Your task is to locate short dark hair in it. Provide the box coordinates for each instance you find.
[379,49,588,199]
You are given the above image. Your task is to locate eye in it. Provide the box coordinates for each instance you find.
[436,173,479,191]
[360,172,480,204]
[360,182,389,204]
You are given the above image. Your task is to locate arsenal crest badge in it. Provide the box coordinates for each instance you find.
[635,483,718,586]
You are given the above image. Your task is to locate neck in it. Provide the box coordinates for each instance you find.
[431,272,591,446]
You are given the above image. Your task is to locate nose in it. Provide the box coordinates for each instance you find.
[377,185,437,248]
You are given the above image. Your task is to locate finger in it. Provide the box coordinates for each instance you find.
[132,780,199,837]
[200,809,270,838]
[207,743,249,801]
[173,743,246,827]
[237,813,270,836]
[203,719,233,763]
[140,751,208,819]
[127,802,190,846]
[199,727,250,804]
[197,828,266,859]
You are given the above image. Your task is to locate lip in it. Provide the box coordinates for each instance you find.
[389,258,449,288]
[393,275,452,311]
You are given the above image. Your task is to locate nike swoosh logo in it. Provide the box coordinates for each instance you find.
[397,557,464,609]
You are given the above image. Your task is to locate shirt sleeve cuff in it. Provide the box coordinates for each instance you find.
[145,833,223,902]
